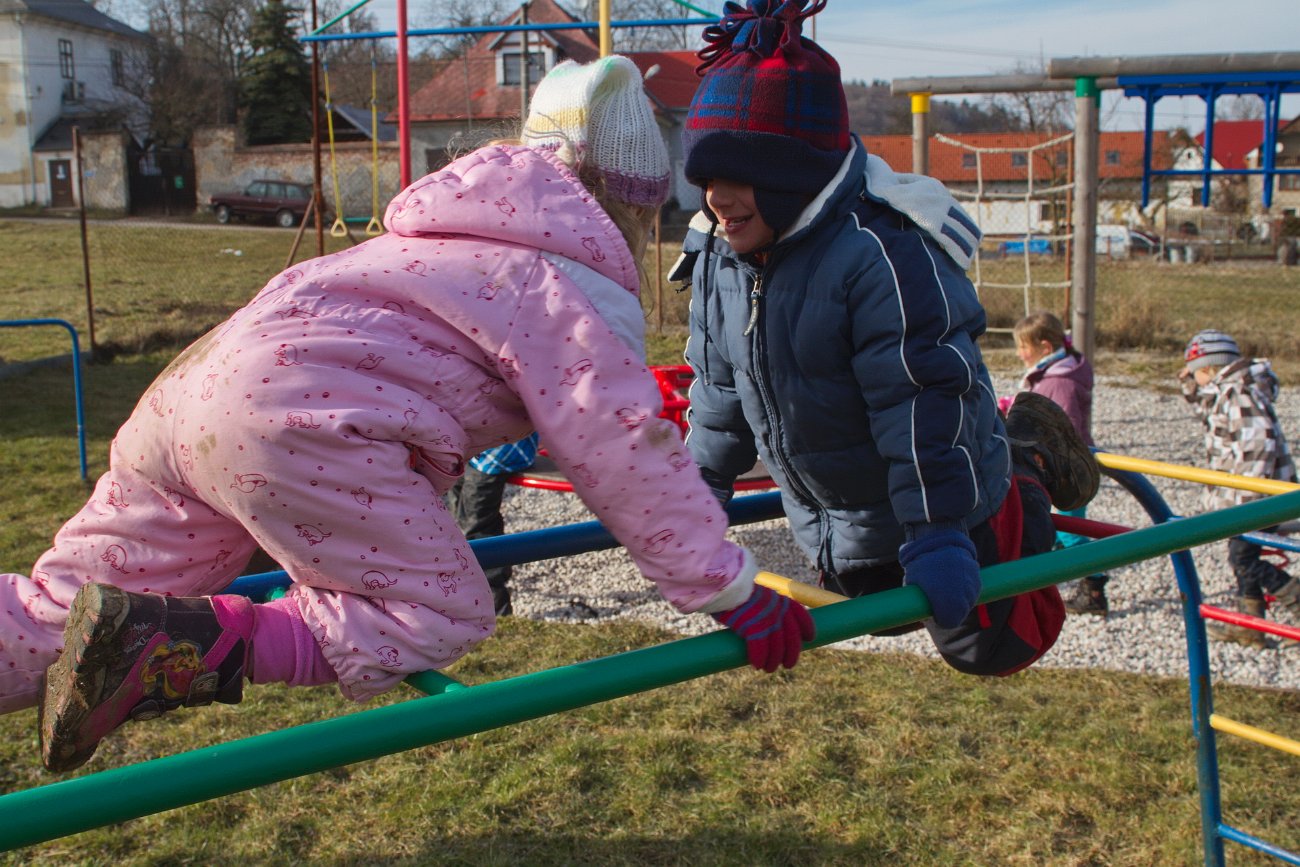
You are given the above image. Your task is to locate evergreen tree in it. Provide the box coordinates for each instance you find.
[239,0,313,145]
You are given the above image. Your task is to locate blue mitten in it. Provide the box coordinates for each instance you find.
[898,526,981,629]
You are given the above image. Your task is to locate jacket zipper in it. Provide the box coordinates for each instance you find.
[744,256,831,569]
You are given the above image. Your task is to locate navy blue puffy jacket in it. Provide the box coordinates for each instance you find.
[679,140,1010,573]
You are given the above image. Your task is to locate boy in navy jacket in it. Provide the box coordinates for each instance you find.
[676,0,1101,675]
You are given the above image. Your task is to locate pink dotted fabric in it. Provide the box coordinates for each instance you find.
[0,146,749,711]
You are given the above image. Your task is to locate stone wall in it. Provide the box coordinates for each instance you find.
[80,129,130,213]
[193,125,402,220]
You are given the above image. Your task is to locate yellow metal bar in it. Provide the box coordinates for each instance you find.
[911,92,931,113]
[1209,713,1300,759]
[599,0,611,57]
[1096,452,1300,496]
[755,571,848,608]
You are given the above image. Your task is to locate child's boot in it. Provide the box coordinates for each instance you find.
[40,583,253,772]
[1004,392,1101,511]
[1271,576,1300,615]
[1065,575,1109,617]
[1205,596,1270,649]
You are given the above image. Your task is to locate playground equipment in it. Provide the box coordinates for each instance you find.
[894,52,1300,359]
[2,454,1300,865]
[0,318,87,481]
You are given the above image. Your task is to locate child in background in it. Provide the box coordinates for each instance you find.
[1,56,814,773]
[448,433,540,617]
[1012,311,1111,617]
[1179,329,1300,646]
[676,0,1100,678]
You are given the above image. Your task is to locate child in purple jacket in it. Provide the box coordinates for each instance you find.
[1013,311,1110,616]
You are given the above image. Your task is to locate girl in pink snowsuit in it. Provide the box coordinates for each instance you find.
[2,57,813,772]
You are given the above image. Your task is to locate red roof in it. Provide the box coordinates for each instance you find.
[625,51,700,112]
[1194,119,1290,169]
[859,130,1172,182]
[405,0,598,124]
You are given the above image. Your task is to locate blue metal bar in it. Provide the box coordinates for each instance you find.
[1141,89,1156,208]
[1145,168,1300,177]
[1219,824,1300,866]
[223,491,785,600]
[1262,83,1281,209]
[1100,466,1225,867]
[1201,87,1217,208]
[1119,72,1300,88]
[301,17,718,44]
[0,318,88,480]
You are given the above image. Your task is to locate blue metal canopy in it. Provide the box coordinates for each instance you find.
[1120,72,1300,208]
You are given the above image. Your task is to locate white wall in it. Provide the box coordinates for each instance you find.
[0,12,146,207]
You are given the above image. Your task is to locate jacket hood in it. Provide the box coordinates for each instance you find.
[1037,352,1088,380]
[384,145,640,294]
[678,135,982,270]
[1219,357,1281,402]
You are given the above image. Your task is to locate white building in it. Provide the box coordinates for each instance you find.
[0,0,149,207]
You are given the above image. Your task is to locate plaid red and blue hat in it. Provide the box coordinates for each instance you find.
[683,0,851,235]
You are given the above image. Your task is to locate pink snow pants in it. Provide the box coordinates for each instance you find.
[1,321,496,714]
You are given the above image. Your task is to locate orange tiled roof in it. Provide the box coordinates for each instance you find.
[625,50,700,112]
[860,130,1172,181]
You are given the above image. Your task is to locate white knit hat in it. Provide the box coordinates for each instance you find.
[522,56,670,207]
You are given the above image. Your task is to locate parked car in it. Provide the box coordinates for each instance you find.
[209,180,314,228]
[1128,229,1162,256]
[998,236,1054,256]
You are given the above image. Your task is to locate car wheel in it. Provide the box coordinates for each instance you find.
[215,205,232,224]
[276,209,297,229]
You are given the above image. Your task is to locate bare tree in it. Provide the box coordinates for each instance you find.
[1219,94,1265,121]
[107,0,259,143]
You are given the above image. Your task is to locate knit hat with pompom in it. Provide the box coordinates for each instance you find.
[683,0,851,236]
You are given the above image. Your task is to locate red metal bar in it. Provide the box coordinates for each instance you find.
[1052,513,1133,539]
[396,0,410,188]
[1199,604,1300,642]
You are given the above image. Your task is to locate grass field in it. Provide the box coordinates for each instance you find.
[2,218,1300,864]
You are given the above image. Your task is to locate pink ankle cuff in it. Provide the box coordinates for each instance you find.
[251,596,336,687]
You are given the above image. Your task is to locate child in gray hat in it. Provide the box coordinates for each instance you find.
[1179,329,1300,646]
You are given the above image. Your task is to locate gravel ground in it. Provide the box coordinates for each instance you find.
[496,373,1300,691]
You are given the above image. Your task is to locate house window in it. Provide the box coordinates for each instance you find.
[502,51,546,86]
[111,49,124,87]
[1056,151,1068,167]
[59,39,75,79]
[1105,150,1121,166]
[961,153,976,169]
[1280,173,1300,191]
[1011,153,1027,167]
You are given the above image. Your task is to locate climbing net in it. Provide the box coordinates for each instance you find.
[935,131,1075,318]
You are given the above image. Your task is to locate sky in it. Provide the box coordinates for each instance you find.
[361,0,1299,133]
[808,0,1300,132]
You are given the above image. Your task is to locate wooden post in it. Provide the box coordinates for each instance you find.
[1071,77,1099,360]
[599,0,611,57]
[910,93,930,175]
[519,3,530,121]
[72,126,96,356]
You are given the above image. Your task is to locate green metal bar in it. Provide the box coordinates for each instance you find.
[311,0,375,36]
[4,490,1300,852]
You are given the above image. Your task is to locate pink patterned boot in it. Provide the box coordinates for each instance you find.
[39,584,253,772]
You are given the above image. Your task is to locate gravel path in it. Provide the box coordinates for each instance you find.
[497,373,1300,691]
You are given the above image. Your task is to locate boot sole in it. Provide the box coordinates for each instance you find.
[39,583,131,772]
[1009,393,1101,511]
